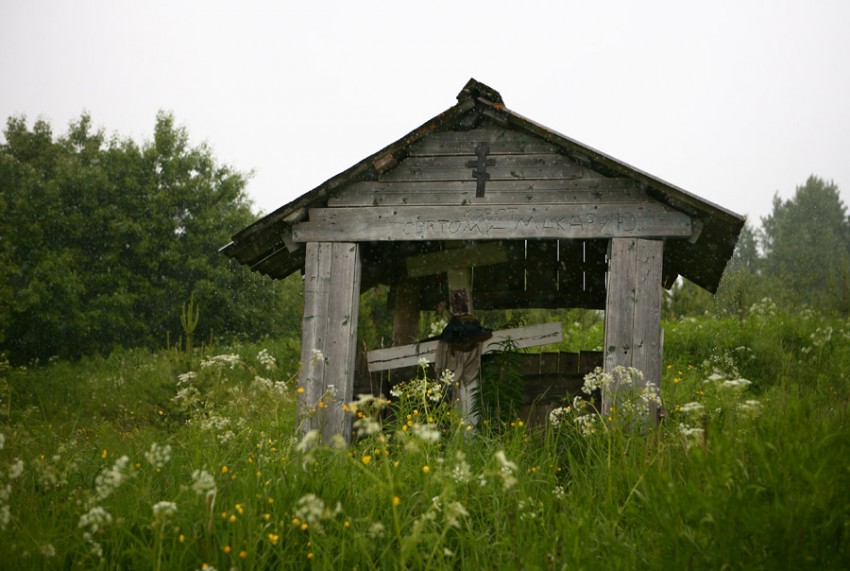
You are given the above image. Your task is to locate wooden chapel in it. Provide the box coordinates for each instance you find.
[221,79,745,442]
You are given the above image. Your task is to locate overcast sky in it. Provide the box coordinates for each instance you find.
[2,0,849,227]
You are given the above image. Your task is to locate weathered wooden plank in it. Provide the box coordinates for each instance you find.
[367,322,564,372]
[408,134,559,156]
[329,187,652,207]
[602,238,663,421]
[476,241,525,293]
[298,242,333,429]
[603,238,636,414]
[320,242,361,441]
[559,352,580,374]
[526,240,559,293]
[391,278,422,347]
[380,153,587,182]
[631,239,663,420]
[407,242,507,278]
[331,177,642,202]
[293,204,693,242]
[408,127,557,154]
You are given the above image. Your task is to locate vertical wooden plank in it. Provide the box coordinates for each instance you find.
[298,242,333,431]
[631,239,663,420]
[391,278,421,347]
[603,238,636,413]
[558,240,583,293]
[583,240,608,294]
[322,242,361,442]
[526,240,558,293]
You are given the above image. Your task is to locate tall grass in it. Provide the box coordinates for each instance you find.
[1,305,848,569]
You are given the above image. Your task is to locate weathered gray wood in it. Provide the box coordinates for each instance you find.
[292,204,693,242]
[602,238,663,421]
[406,242,507,278]
[328,182,650,207]
[408,127,558,155]
[297,242,361,442]
[379,153,587,182]
[367,322,564,372]
[321,242,361,441]
[603,238,636,415]
[631,239,663,420]
[298,242,333,427]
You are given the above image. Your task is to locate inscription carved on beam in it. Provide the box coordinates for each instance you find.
[292,204,694,242]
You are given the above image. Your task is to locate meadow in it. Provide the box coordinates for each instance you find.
[1,302,849,570]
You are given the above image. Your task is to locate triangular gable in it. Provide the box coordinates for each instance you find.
[221,79,744,293]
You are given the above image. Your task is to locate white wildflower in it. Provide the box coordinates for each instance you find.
[353,417,382,436]
[0,505,9,530]
[367,521,385,539]
[144,443,172,469]
[548,406,571,428]
[678,423,704,439]
[199,353,241,369]
[310,348,325,364]
[191,469,217,499]
[177,371,197,384]
[721,378,752,390]
[640,381,661,406]
[575,413,599,436]
[418,357,429,368]
[680,401,704,414]
[495,450,518,490]
[439,369,455,385]
[444,501,469,529]
[738,399,762,414]
[257,348,277,370]
[295,429,321,453]
[294,493,327,529]
[553,485,567,501]
[450,452,472,484]
[94,456,131,503]
[412,423,441,443]
[152,501,177,523]
[79,506,113,533]
[40,543,56,558]
[8,458,24,480]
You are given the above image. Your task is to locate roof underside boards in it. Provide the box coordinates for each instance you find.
[221,79,745,294]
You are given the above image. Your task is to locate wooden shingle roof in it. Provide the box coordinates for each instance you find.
[221,79,744,293]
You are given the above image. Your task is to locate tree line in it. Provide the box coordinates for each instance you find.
[667,175,850,318]
[2,113,846,364]
[1,113,300,364]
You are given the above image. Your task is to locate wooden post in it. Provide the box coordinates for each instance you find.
[602,238,663,421]
[298,242,361,443]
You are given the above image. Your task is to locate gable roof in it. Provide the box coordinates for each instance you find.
[221,78,744,293]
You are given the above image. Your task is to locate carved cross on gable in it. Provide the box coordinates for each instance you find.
[466,142,496,197]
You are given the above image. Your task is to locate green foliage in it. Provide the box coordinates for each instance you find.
[478,340,526,427]
[0,113,300,364]
[667,176,850,319]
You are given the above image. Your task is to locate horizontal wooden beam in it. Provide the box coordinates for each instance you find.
[292,203,693,242]
[328,181,649,207]
[366,322,564,372]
